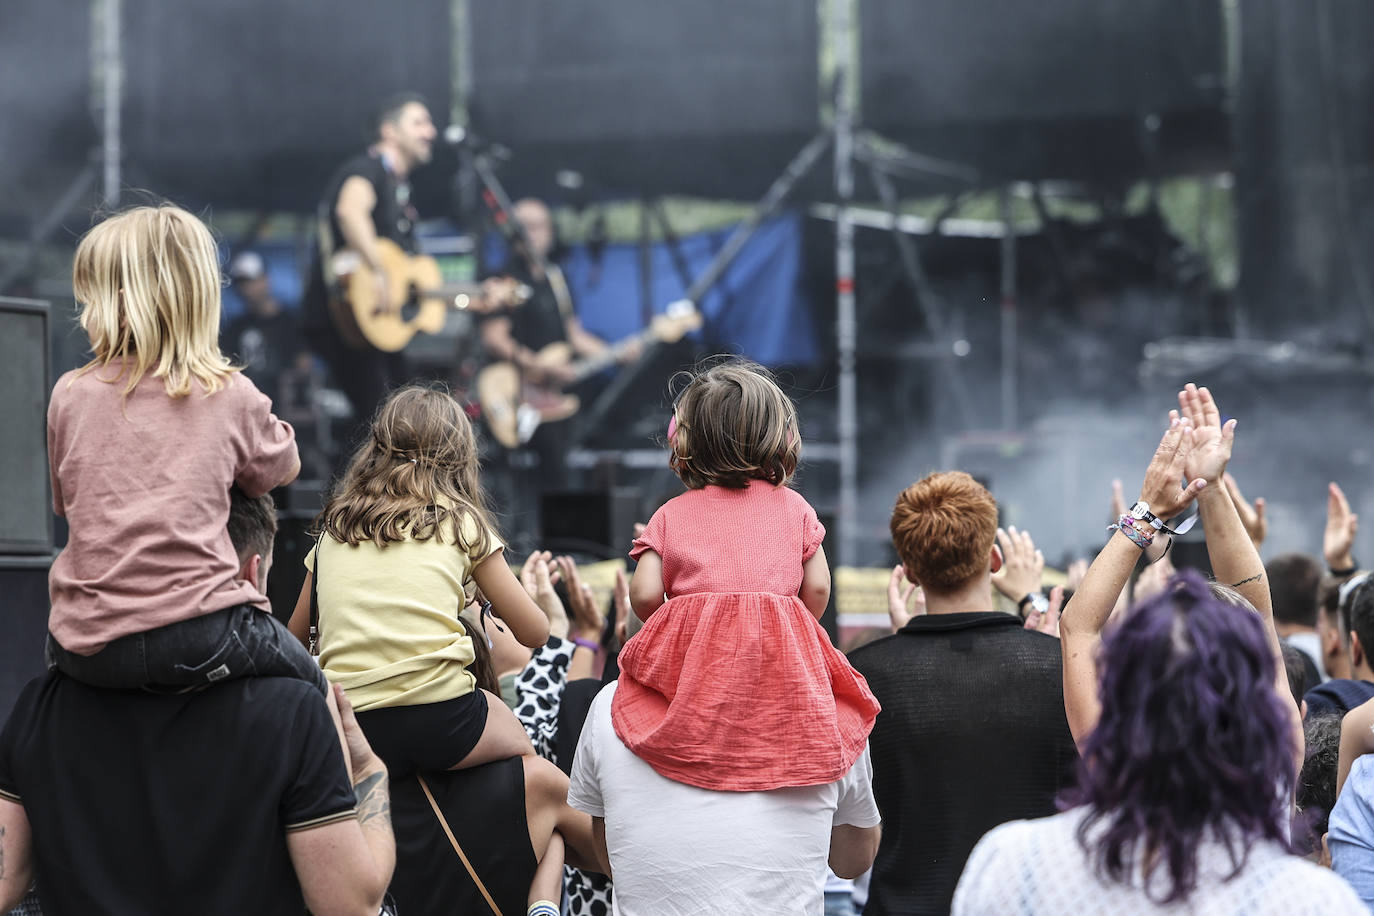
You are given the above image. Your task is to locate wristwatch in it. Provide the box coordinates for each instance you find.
[1018,593,1049,617]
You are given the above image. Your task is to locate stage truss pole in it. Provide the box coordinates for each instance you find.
[832,0,859,569]
[98,0,123,207]
[998,185,1018,431]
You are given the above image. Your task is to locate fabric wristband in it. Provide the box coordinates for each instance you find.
[571,635,600,652]
[1331,562,1360,578]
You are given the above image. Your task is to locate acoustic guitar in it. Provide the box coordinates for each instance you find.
[475,301,701,448]
[328,237,528,352]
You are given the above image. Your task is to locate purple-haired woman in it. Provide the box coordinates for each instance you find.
[953,570,1362,912]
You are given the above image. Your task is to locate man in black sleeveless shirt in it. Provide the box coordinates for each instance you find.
[303,92,436,429]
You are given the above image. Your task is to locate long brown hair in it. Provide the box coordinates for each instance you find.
[319,384,496,554]
[668,358,801,489]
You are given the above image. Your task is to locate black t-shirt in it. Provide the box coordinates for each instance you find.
[0,673,356,916]
[304,151,420,334]
[324,151,418,255]
[493,258,569,354]
[388,760,536,916]
[221,310,304,406]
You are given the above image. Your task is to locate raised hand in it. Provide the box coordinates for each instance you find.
[887,564,925,632]
[1024,585,1063,638]
[1139,414,1208,520]
[612,567,633,647]
[1224,473,1268,549]
[991,526,1045,603]
[556,555,605,642]
[520,550,568,637]
[1177,383,1236,484]
[1325,481,1360,572]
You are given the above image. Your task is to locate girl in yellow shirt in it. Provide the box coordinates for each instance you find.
[289,384,551,774]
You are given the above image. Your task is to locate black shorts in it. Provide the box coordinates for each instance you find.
[354,689,489,777]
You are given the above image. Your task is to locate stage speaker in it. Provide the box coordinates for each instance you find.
[860,0,1228,181]
[0,555,51,720]
[0,298,51,554]
[540,488,641,558]
[468,0,819,199]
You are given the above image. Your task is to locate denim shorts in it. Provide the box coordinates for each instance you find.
[48,604,328,695]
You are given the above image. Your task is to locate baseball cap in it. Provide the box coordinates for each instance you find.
[228,251,266,281]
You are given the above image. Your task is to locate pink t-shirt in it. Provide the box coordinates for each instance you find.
[629,479,826,597]
[47,364,298,654]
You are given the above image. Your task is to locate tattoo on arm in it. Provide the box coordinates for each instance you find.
[353,771,391,831]
[1231,573,1263,588]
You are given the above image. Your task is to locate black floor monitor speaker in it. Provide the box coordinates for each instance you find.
[540,488,642,558]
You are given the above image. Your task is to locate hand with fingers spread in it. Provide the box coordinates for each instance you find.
[1223,473,1267,549]
[1325,481,1360,573]
[1176,383,1236,485]
[991,526,1045,604]
[887,564,925,632]
[1023,585,1063,638]
[556,555,605,643]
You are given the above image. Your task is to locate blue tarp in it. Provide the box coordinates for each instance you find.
[224,210,818,367]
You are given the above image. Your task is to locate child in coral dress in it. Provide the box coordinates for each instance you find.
[616,358,880,791]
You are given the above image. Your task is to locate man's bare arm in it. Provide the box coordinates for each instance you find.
[0,799,34,912]
[334,176,382,269]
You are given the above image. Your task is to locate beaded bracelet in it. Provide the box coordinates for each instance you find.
[1108,514,1155,550]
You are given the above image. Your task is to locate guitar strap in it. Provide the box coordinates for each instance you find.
[546,262,575,325]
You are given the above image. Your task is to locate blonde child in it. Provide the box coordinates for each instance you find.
[287,384,551,776]
[617,358,880,790]
[46,205,321,691]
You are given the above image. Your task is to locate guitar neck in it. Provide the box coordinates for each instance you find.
[569,327,658,383]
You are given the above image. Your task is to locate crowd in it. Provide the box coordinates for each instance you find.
[6,203,1374,915]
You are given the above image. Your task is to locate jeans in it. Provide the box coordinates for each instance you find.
[824,891,858,916]
[47,604,328,695]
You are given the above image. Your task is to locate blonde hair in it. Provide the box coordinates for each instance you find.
[319,384,497,556]
[668,358,801,489]
[73,204,235,397]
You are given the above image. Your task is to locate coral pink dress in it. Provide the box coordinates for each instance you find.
[612,479,880,791]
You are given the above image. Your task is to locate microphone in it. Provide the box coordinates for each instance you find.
[443,125,511,161]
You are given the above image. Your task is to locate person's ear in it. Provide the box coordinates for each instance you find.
[990,543,1004,574]
[903,563,918,586]
[1301,698,1309,721]
[1352,631,1366,670]
[238,553,263,591]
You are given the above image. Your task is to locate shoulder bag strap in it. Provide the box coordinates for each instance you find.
[308,534,323,657]
[417,773,504,916]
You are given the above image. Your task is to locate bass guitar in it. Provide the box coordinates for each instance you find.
[476,301,701,448]
[328,237,528,352]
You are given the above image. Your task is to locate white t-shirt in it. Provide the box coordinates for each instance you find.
[567,682,881,916]
[953,807,1364,915]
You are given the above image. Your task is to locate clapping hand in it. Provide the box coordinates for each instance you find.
[520,550,568,638]
[1325,481,1360,572]
[555,555,605,643]
[991,526,1045,604]
[1136,413,1208,521]
[887,564,926,632]
[1176,383,1236,485]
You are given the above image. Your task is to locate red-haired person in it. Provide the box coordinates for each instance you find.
[848,471,1077,916]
